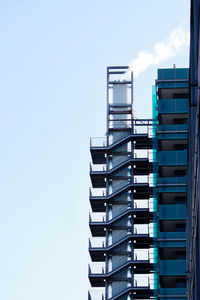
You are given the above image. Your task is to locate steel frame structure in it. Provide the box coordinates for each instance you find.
[88,67,157,300]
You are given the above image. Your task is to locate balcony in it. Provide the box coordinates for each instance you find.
[158,232,186,248]
[157,176,186,185]
[159,288,186,297]
[158,186,186,193]
[157,124,188,132]
[160,260,186,276]
[157,124,188,141]
[158,99,188,114]
[159,232,186,239]
[159,204,186,220]
[158,150,187,166]
[157,68,189,90]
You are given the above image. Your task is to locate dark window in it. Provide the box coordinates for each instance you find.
[174,144,187,150]
[173,118,188,124]
[173,93,189,99]
[176,224,186,232]
[176,252,186,260]
[176,280,186,288]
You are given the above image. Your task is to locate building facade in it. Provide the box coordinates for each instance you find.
[88,66,189,300]
[155,68,189,300]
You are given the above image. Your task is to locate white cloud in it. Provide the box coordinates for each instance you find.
[122,26,189,79]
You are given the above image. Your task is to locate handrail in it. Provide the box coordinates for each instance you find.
[108,131,131,146]
[109,180,131,195]
[90,119,156,150]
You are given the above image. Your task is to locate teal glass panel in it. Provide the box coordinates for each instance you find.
[158,177,186,184]
[159,232,186,239]
[157,124,188,131]
[157,82,189,88]
[158,99,188,114]
[158,68,189,80]
[159,298,187,300]
[158,186,186,193]
[157,133,188,140]
[159,260,186,275]
[158,150,187,165]
[159,241,186,248]
[159,204,186,220]
[157,68,189,89]
[159,288,186,296]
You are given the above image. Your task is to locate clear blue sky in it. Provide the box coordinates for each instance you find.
[0,1,189,299]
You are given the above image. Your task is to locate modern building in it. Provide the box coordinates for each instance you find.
[88,66,189,300]
[155,68,189,300]
[187,0,200,299]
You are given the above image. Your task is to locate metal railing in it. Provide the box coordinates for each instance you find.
[88,290,105,300]
[88,277,155,300]
[88,263,106,275]
[108,276,154,299]
[90,119,157,149]
[110,155,130,169]
[90,153,151,173]
[89,199,154,223]
[89,225,153,249]
[90,131,131,148]
[88,251,153,275]
[90,163,106,172]
[89,188,106,197]
[89,212,106,223]
[90,137,107,147]
[90,174,153,199]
